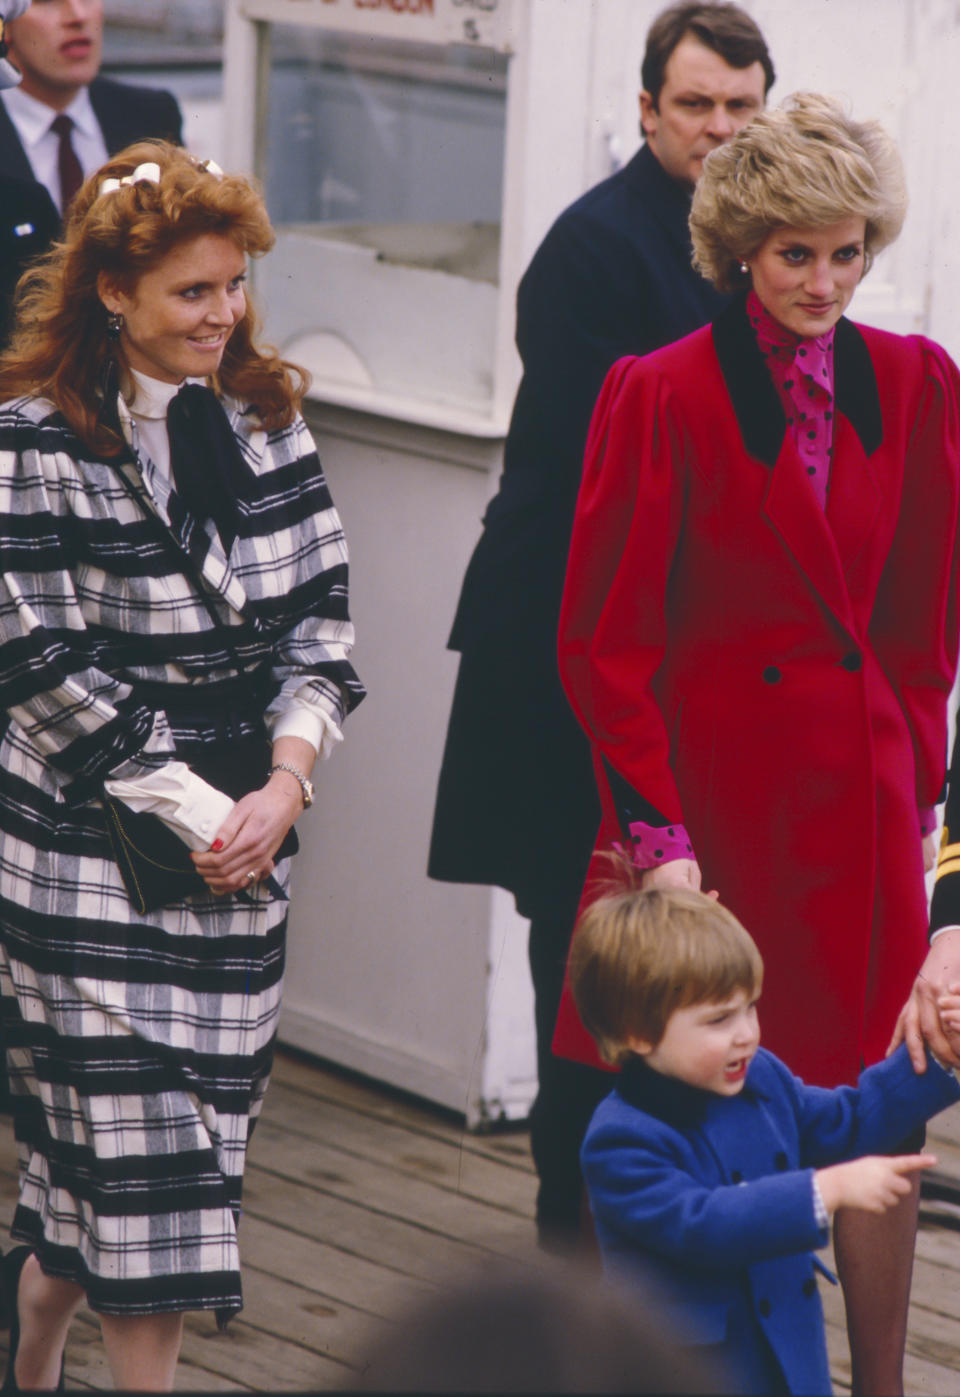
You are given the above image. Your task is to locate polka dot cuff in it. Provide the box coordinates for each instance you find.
[624,820,695,869]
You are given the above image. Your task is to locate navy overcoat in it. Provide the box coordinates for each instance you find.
[429,145,726,923]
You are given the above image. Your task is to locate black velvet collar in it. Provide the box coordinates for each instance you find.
[711,294,884,466]
[616,1054,768,1130]
[616,1055,715,1129]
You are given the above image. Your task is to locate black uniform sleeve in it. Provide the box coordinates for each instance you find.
[931,727,960,931]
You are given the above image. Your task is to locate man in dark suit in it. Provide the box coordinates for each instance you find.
[0,0,181,334]
[429,2,774,1250]
[0,4,57,335]
[0,0,181,216]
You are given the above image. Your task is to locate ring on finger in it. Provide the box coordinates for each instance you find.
[245,870,257,885]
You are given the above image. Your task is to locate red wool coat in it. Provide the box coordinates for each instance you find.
[554,300,960,1087]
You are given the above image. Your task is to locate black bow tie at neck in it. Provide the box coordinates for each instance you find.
[166,384,253,552]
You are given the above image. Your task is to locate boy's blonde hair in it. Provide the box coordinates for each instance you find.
[568,886,764,1066]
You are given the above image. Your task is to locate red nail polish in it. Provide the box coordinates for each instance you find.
[211,839,224,852]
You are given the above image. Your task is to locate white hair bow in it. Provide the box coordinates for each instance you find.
[100,162,162,197]
[99,157,223,198]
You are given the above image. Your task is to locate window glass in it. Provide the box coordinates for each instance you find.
[261,26,507,230]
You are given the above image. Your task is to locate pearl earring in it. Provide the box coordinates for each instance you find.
[106,311,123,339]
[739,261,749,275]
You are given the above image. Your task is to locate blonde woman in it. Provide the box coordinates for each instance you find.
[555,95,960,1394]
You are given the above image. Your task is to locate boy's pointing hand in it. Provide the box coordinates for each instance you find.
[815,1153,937,1217]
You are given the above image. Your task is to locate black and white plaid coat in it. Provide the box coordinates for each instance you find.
[0,391,364,1316]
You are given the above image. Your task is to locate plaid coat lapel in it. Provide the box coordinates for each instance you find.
[117,394,252,619]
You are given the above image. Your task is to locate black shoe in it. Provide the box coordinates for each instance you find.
[1,1248,64,1393]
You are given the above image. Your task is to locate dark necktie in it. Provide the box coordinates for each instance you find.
[166,384,254,552]
[51,113,83,213]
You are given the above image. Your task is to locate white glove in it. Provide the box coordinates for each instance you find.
[2,2,33,21]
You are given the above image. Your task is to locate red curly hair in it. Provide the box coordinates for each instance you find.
[0,140,307,455]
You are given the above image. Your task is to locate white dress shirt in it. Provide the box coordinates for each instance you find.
[0,84,108,212]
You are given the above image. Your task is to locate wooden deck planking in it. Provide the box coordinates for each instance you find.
[0,1054,959,1389]
[260,1076,536,1215]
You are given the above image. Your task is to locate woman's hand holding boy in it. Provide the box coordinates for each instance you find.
[640,859,719,899]
[889,927,960,1071]
[935,980,960,1058]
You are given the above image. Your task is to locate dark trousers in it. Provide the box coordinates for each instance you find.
[527,912,612,1248]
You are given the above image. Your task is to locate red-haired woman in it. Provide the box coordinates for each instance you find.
[0,142,363,1389]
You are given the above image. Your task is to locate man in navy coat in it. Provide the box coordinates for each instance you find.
[429,3,776,1249]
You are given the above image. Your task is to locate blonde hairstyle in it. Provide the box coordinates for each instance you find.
[0,140,307,456]
[690,92,906,292]
[568,886,763,1066]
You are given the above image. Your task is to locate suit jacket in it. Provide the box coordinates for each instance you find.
[555,300,960,1084]
[0,76,182,335]
[429,145,727,922]
[0,173,58,333]
[583,1045,960,1395]
[0,74,183,185]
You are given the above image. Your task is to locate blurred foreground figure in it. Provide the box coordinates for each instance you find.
[356,1262,722,1394]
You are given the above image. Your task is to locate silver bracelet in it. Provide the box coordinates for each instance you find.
[269,761,314,809]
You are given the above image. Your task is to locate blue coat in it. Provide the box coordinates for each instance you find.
[582,1044,960,1394]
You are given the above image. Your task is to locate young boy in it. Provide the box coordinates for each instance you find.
[569,886,960,1396]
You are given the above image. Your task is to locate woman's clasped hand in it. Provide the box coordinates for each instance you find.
[193,741,317,894]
